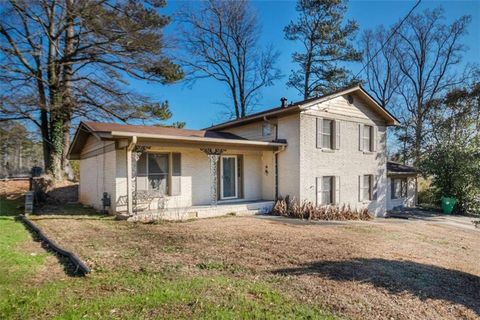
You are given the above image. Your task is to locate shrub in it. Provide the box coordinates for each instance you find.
[271,197,372,221]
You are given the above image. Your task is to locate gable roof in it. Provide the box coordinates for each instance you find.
[68,122,286,159]
[205,85,400,130]
[387,161,419,175]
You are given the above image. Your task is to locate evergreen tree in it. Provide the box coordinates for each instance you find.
[284,0,361,99]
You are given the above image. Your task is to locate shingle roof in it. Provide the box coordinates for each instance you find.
[205,85,400,130]
[387,161,419,174]
[83,122,247,140]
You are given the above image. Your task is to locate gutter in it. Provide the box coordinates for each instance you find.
[109,131,287,148]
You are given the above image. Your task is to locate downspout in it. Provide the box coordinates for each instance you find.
[264,115,283,200]
[273,145,286,200]
[126,136,137,215]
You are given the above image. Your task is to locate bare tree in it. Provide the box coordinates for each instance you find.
[393,8,471,165]
[0,0,183,179]
[360,26,402,109]
[178,0,281,119]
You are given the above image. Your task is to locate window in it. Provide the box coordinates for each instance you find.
[136,153,181,196]
[262,123,273,137]
[392,178,407,199]
[322,176,334,204]
[322,119,333,149]
[363,125,372,152]
[362,175,372,201]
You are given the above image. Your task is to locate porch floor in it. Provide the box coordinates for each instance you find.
[127,200,275,221]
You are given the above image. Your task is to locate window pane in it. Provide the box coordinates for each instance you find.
[322,135,331,149]
[262,123,272,136]
[322,120,332,135]
[322,176,331,190]
[322,191,331,204]
[137,153,147,174]
[363,175,371,200]
[363,187,370,201]
[148,154,168,174]
[172,153,181,176]
[363,126,371,151]
[148,174,168,194]
[322,177,332,204]
[322,120,332,149]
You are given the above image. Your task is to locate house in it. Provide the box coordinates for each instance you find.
[386,161,418,211]
[68,85,401,220]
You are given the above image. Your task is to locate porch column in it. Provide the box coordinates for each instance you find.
[131,146,148,215]
[126,137,136,215]
[201,148,225,206]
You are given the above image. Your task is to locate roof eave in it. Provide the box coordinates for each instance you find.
[205,106,302,131]
[109,131,287,148]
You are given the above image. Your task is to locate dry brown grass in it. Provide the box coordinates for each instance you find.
[0,180,29,199]
[33,216,480,320]
[272,198,372,220]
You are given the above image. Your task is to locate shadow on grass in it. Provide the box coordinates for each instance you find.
[35,202,103,216]
[273,258,480,315]
[0,197,23,217]
[15,216,86,277]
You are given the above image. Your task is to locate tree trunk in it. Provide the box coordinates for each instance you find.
[413,118,423,166]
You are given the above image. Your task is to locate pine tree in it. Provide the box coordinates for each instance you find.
[284,0,361,99]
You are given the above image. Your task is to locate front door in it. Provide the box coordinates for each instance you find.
[220,155,237,199]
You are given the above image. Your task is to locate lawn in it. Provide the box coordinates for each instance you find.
[1,194,479,319]
[0,199,336,319]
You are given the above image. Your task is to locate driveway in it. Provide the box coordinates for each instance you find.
[385,208,479,232]
[256,209,480,232]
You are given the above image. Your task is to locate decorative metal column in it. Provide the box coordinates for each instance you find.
[132,146,148,214]
[201,148,225,206]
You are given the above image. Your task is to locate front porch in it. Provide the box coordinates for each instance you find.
[124,199,275,221]
[113,131,286,220]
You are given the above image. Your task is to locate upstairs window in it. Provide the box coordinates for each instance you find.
[262,123,273,137]
[363,125,372,152]
[317,118,340,150]
[322,119,333,149]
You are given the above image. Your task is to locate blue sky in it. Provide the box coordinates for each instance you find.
[133,0,480,130]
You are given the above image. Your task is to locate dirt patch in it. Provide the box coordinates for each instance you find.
[34,216,480,320]
[0,180,29,199]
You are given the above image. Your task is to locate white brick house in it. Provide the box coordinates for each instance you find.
[69,85,405,219]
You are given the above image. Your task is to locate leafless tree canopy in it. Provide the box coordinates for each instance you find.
[0,0,183,179]
[361,8,474,164]
[178,0,282,119]
[360,26,402,109]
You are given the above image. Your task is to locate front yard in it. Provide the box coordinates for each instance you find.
[1,197,479,319]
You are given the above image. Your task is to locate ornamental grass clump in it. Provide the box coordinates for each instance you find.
[271,197,372,221]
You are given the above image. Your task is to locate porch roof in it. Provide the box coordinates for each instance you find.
[387,161,419,176]
[68,122,287,159]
